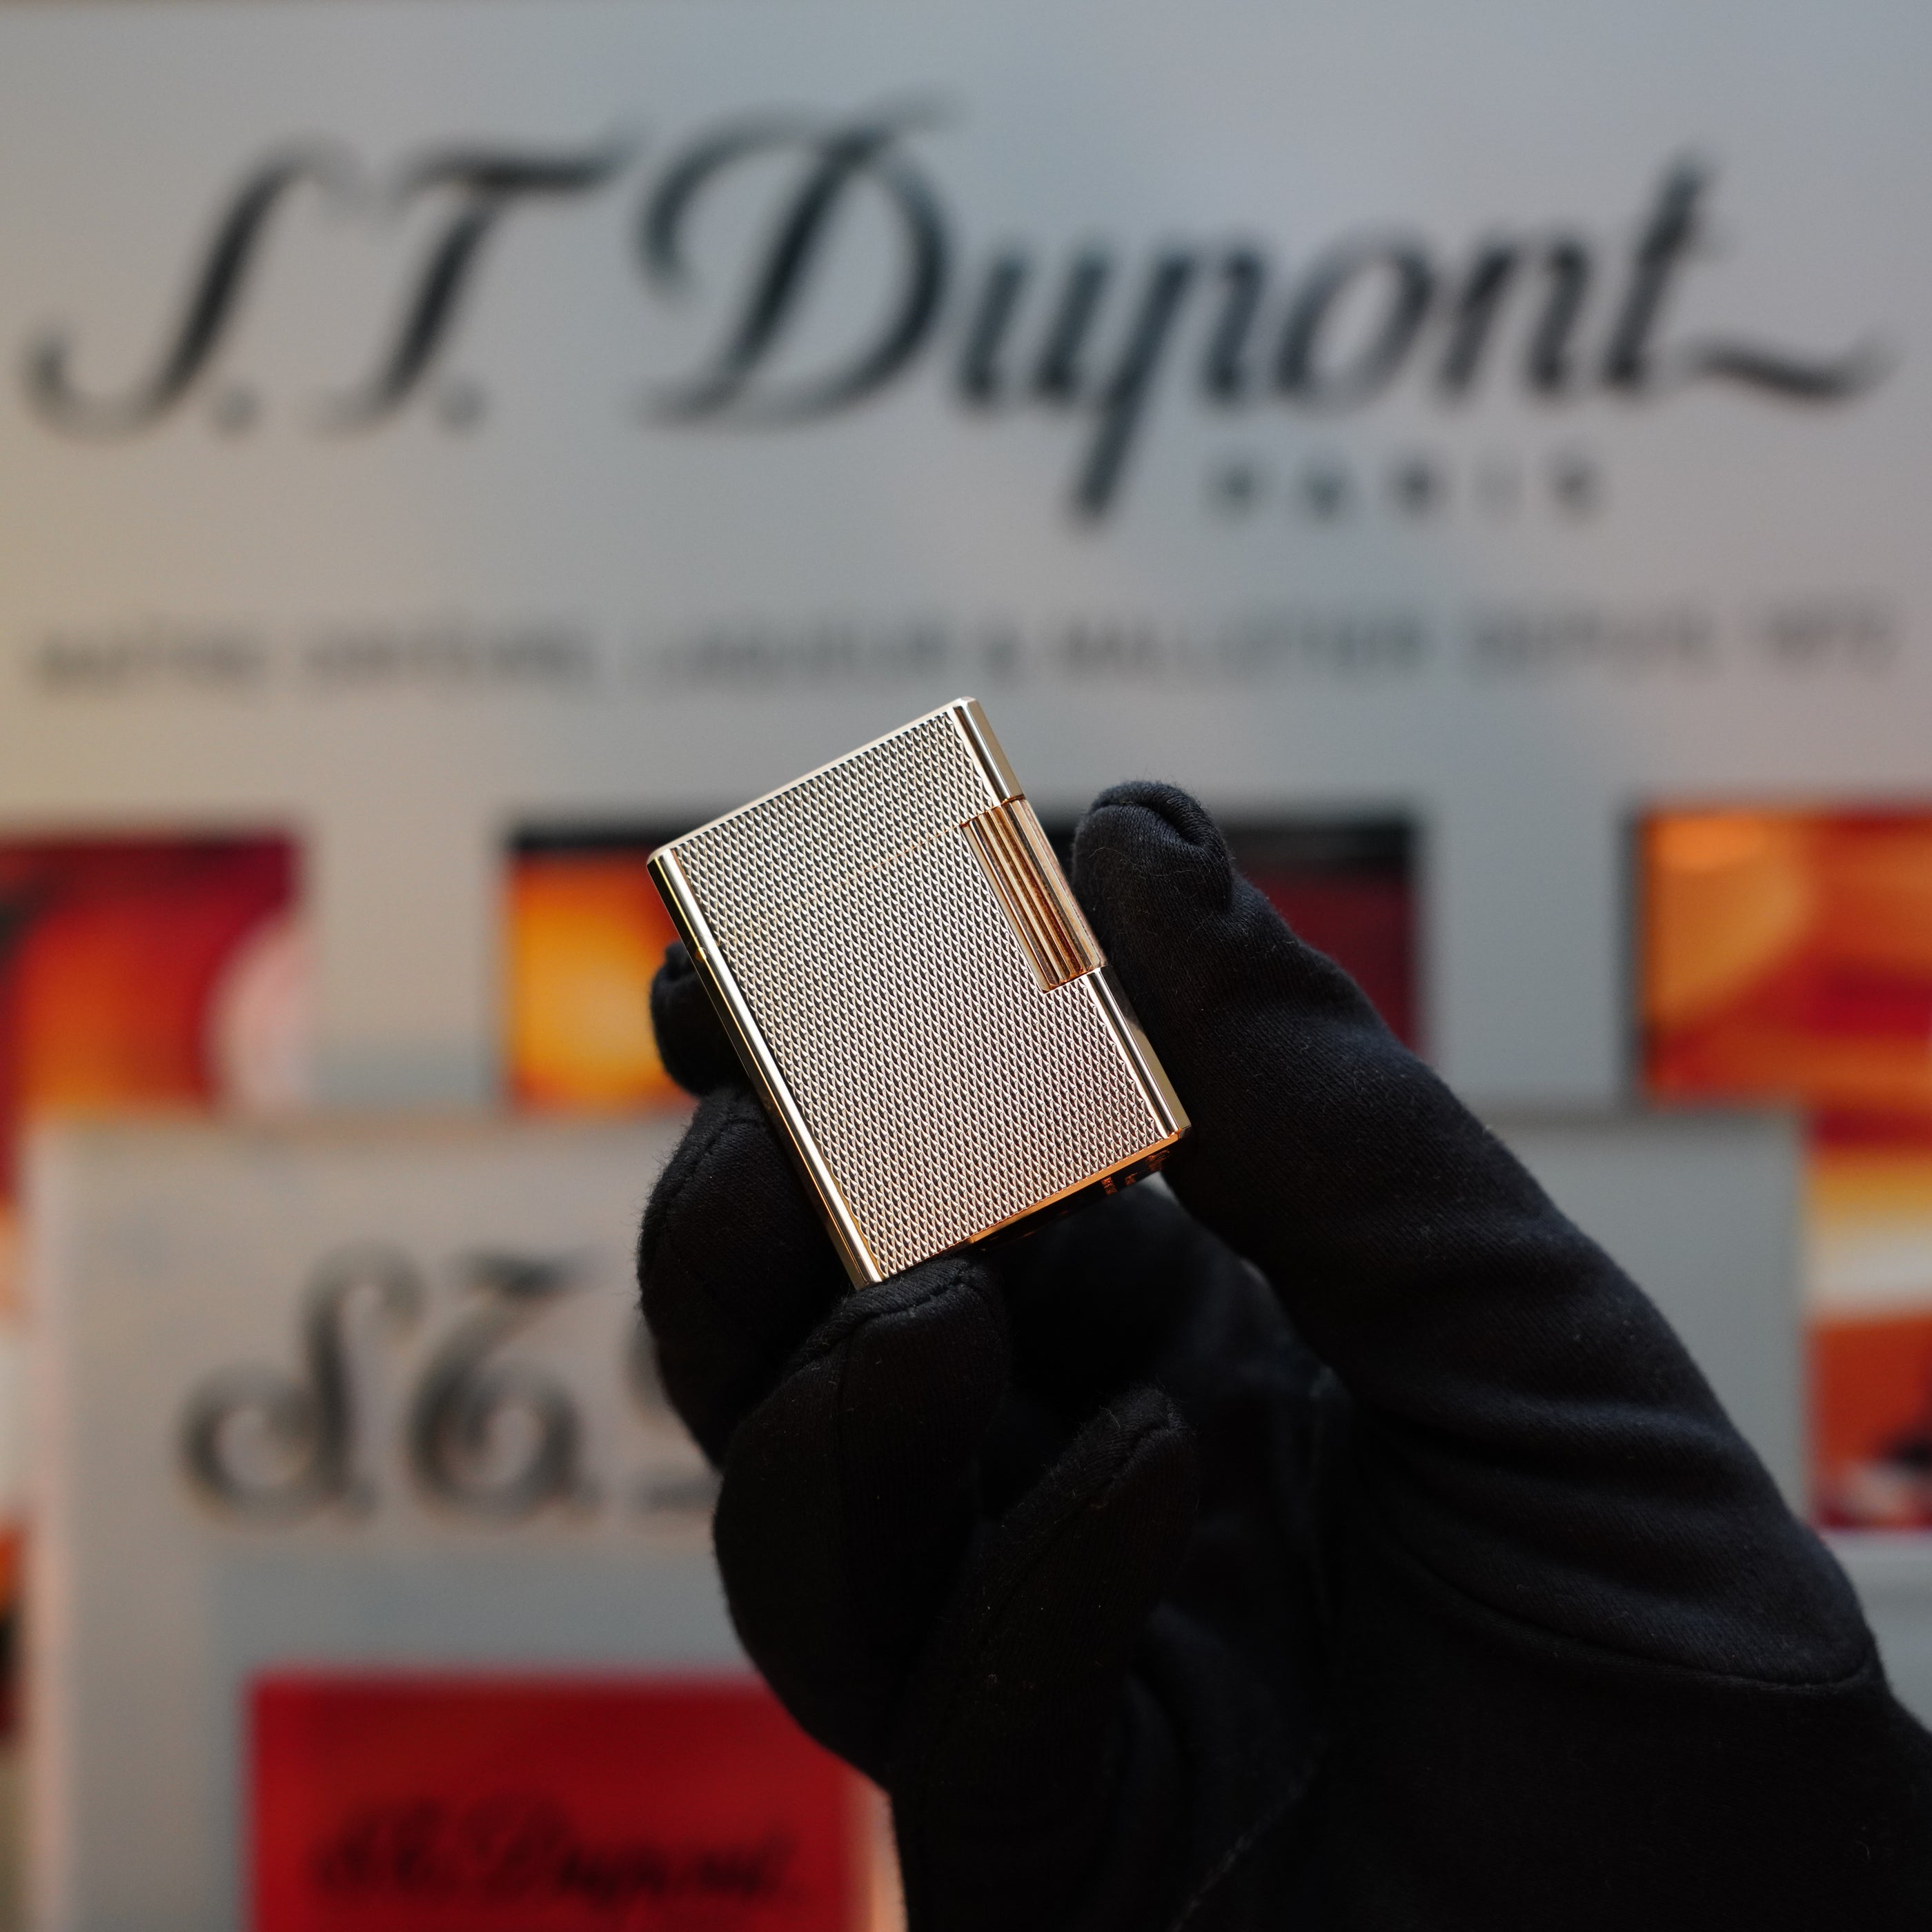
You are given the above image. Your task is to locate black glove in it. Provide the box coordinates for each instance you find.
[639,782,1932,1931]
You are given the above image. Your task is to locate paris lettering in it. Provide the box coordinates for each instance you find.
[23,106,1889,519]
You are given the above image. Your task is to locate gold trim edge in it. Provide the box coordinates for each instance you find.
[656,698,1004,859]
[959,1130,1185,1251]
[946,697,1023,806]
[1083,967,1191,1141]
[962,798,1101,992]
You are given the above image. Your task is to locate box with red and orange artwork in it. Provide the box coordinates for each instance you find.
[26,1107,906,1931]
[1641,810,1932,1527]
[0,836,301,1665]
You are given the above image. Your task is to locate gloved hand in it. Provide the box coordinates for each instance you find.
[639,782,1932,1931]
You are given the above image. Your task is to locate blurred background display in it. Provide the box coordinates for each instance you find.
[507,832,684,1114]
[0,836,302,1185]
[29,1112,847,1932]
[1,0,1929,1922]
[0,836,299,1640]
[1641,810,1932,1526]
[1642,812,1932,1121]
[251,1676,861,1932]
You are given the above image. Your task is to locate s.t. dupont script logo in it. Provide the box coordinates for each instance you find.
[22,104,1889,518]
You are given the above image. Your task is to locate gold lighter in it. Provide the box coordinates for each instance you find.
[649,698,1188,1285]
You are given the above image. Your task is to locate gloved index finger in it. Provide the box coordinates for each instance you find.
[1070,781,1555,1299]
[1070,784,1867,1688]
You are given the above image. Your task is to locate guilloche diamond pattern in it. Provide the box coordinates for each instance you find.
[668,709,1165,1279]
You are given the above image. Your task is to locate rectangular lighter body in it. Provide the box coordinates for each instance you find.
[649,699,1189,1285]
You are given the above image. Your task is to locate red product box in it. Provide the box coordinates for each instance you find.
[251,1674,865,1932]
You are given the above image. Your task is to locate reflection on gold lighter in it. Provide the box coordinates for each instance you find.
[649,698,1188,1285]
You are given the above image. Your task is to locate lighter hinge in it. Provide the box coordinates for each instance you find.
[961,797,1103,991]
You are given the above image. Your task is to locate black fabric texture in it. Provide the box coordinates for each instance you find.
[636,782,1932,1930]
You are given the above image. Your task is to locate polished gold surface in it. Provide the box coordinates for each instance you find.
[952,694,1024,803]
[650,699,1187,1285]
[962,797,1103,991]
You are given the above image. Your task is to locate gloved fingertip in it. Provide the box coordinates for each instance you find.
[651,941,743,1095]
[1088,780,1227,855]
[802,1253,1009,1376]
[1072,782,1237,951]
[989,1380,1198,1618]
[1080,1383,1201,1536]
